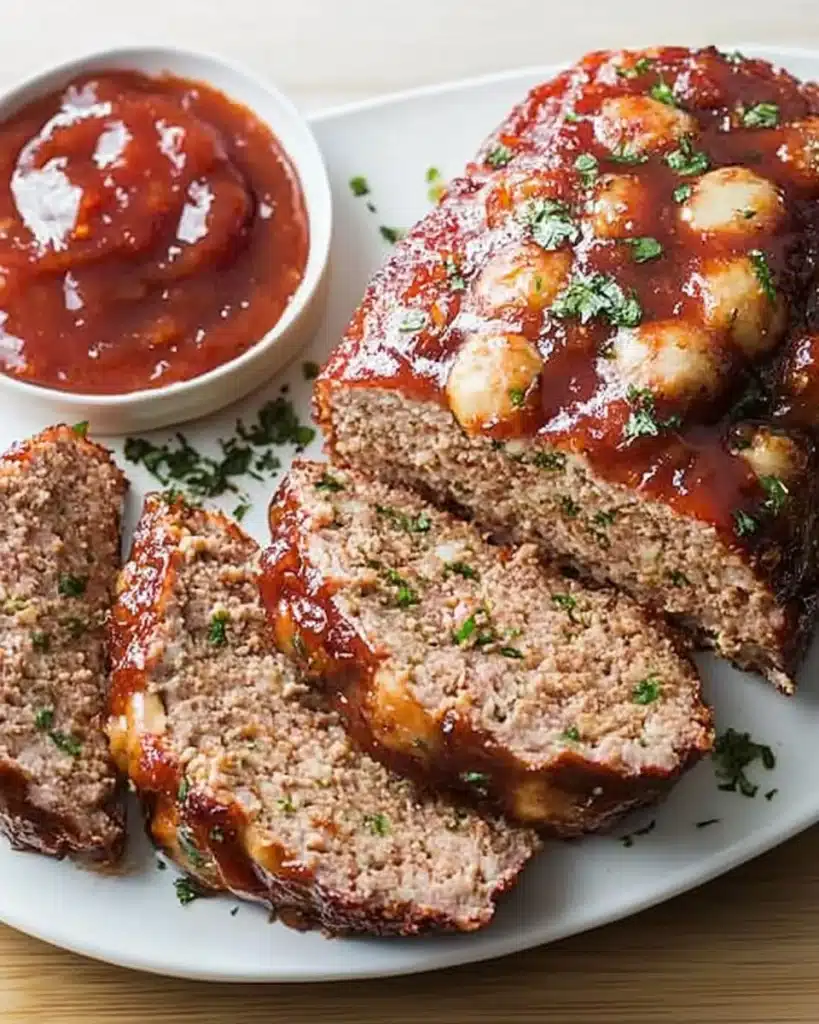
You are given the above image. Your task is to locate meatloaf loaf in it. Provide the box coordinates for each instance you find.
[0,425,126,863]
[262,460,712,835]
[315,46,819,692]
[108,495,538,935]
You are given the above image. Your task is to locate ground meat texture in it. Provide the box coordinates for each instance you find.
[108,497,537,936]
[0,425,126,862]
[262,462,712,835]
[315,46,819,692]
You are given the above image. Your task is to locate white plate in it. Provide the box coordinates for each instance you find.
[1,43,819,983]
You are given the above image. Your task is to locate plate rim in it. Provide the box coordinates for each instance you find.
[2,41,819,983]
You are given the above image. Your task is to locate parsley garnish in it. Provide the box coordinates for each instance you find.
[616,56,654,78]
[696,818,720,828]
[177,826,206,868]
[209,827,225,843]
[178,778,190,802]
[398,309,427,333]
[627,237,663,263]
[574,153,599,186]
[740,103,779,128]
[649,78,677,107]
[232,501,251,522]
[72,421,89,438]
[551,273,642,327]
[712,728,775,797]
[608,144,649,166]
[384,569,420,609]
[58,574,87,598]
[363,812,390,836]
[593,509,617,527]
[560,495,580,518]
[50,730,82,757]
[460,771,490,795]
[31,631,50,652]
[349,176,370,197]
[748,249,776,303]
[765,788,778,801]
[486,144,513,168]
[174,877,202,907]
[723,50,746,66]
[277,796,296,814]
[315,472,345,493]
[519,198,580,251]
[375,505,431,534]
[564,109,581,123]
[499,646,524,659]
[562,725,581,741]
[208,610,229,646]
[623,386,680,442]
[552,593,578,622]
[379,225,406,244]
[302,360,320,380]
[453,614,477,645]
[673,183,692,203]
[760,475,788,514]
[426,167,446,203]
[619,819,656,847]
[633,675,661,704]
[509,387,526,409]
[34,708,54,731]
[534,450,567,471]
[445,561,479,581]
[667,569,690,587]
[444,255,466,291]
[733,509,759,538]
[665,135,709,176]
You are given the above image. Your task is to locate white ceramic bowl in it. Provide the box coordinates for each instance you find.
[0,46,332,435]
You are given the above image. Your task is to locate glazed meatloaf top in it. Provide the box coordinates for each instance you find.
[263,461,713,835]
[0,425,126,863]
[316,45,819,585]
[108,496,538,936]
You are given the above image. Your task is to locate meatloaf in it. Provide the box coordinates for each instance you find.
[0,425,126,863]
[108,495,538,936]
[262,460,712,835]
[315,46,819,692]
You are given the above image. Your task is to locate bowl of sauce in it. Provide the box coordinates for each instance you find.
[0,47,332,432]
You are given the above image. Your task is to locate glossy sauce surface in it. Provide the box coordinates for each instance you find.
[323,47,819,538]
[0,71,308,394]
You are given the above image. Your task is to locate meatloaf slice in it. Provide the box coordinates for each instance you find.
[315,46,819,692]
[262,461,713,836]
[0,425,126,863]
[108,496,537,936]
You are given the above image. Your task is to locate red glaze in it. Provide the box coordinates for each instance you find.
[0,71,308,394]
[320,47,819,541]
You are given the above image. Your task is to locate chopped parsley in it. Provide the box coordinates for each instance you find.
[672,182,693,203]
[562,725,581,742]
[593,509,617,527]
[208,610,229,647]
[551,272,642,327]
[460,771,490,795]
[375,504,431,534]
[34,708,54,731]
[740,103,779,129]
[534,450,567,471]
[626,237,663,263]
[696,818,720,829]
[363,812,390,836]
[712,728,775,797]
[564,109,581,123]
[519,197,580,251]
[667,569,690,587]
[765,788,778,801]
[616,56,654,78]
[560,495,580,518]
[58,574,87,598]
[178,778,190,802]
[445,561,479,581]
[453,613,477,645]
[302,360,320,380]
[608,144,648,166]
[398,309,427,333]
[574,152,599,186]
[177,826,206,868]
[209,827,225,844]
[723,50,746,66]
[620,819,656,847]
[384,569,420,609]
[665,135,710,176]
[486,143,513,168]
[552,593,578,622]
[349,176,370,197]
[174,877,202,907]
[748,249,776,303]
[49,730,82,757]
[444,255,466,291]
[72,421,89,438]
[760,475,789,515]
[623,386,681,443]
[426,166,446,203]
[315,472,345,493]
[632,675,661,704]
[499,646,524,659]
[31,631,50,652]
[379,225,406,244]
[277,796,296,814]
[508,386,526,409]
[733,509,759,538]
[232,501,251,522]
[649,78,677,107]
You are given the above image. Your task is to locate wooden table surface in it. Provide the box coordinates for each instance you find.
[3,1,819,1020]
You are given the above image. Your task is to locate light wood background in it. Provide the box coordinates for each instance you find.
[3,1,819,1021]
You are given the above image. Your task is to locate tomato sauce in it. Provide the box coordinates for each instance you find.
[0,71,308,394]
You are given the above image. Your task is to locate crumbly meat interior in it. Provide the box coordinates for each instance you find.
[0,426,125,860]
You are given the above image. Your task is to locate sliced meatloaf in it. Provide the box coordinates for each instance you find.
[262,461,713,835]
[108,496,537,936]
[0,425,126,863]
[315,46,819,692]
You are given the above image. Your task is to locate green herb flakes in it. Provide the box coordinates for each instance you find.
[208,610,229,647]
[277,796,296,814]
[444,255,466,291]
[209,827,225,844]
[509,386,526,409]
[178,826,206,868]
[499,646,524,659]
[617,57,654,79]
[486,144,513,168]
[315,472,345,493]
[665,135,710,176]
[712,728,775,797]
[426,166,446,203]
[740,103,779,128]
[375,504,431,534]
[749,249,776,303]
[174,877,202,907]
[453,613,477,645]
[72,421,89,438]
[733,509,759,538]
[667,569,690,587]
[363,812,390,836]
[723,50,746,66]
[574,152,599,186]
[560,495,580,518]
[384,569,420,609]
[534,450,567,471]
[398,309,427,333]
[519,197,580,251]
[760,475,788,514]
[623,386,681,442]
[460,771,490,795]
[379,225,406,244]
[232,501,251,522]
[627,237,663,263]
[34,708,54,731]
[765,788,778,801]
[552,593,578,622]
[608,144,649,166]
[649,79,677,107]
[562,725,581,742]
[551,272,642,328]
[593,509,617,528]
[445,561,479,581]
[178,778,190,802]
[632,675,661,705]
[673,183,693,203]
[58,574,87,598]
[349,176,370,197]
[619,819,656,847]
[49,731,82,757]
